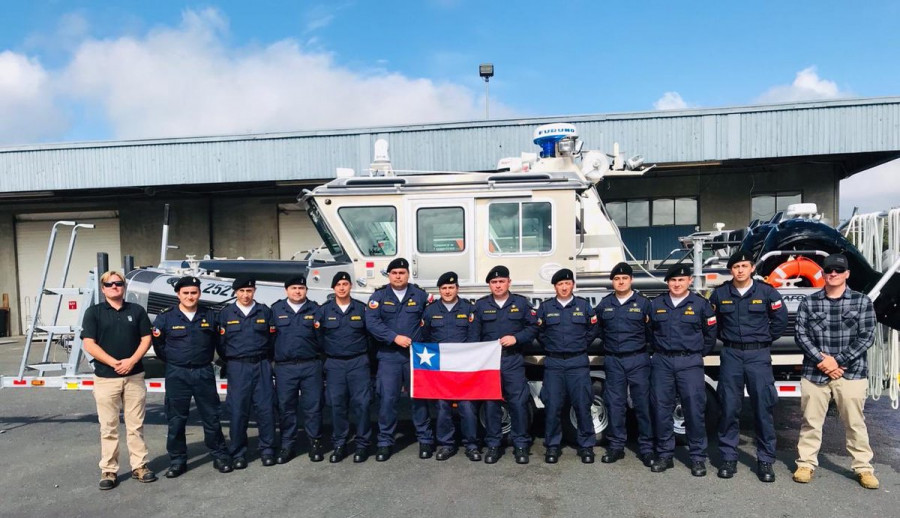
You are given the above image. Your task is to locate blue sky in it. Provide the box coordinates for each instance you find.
[0,0,898,214]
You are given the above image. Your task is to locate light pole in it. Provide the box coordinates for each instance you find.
[479,63,494,119]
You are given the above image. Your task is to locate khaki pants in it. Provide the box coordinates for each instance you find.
[93,373,150,472]
[796,377,874,473]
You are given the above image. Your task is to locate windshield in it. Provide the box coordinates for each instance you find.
[305,200,348,261]
[338,206,397,256]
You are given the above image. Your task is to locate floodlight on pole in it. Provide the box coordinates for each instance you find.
[479,63,494,119]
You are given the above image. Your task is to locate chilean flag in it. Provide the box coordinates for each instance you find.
[410,341,502,400]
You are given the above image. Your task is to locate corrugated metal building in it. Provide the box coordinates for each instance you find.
[0,97,898,334]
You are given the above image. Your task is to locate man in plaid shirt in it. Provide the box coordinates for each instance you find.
[793,253,879,489]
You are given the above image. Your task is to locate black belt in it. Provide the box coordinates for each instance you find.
[228,355,268,363]
[656,350,700,357]
[546,351,586,359]
[168,362,212,369]
[275,357,318,365]
[723,341,771,350]
[327,352,367,360]
[604,348,647,358]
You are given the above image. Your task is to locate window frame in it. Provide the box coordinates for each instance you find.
[606,196,699,228]
[486,199,555,256]
[415,206,467,254]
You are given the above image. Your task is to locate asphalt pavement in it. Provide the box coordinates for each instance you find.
[1,339,898,518]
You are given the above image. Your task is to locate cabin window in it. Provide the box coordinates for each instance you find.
[417,207,465,253]
[338,206,397,256]
[607,197,697,227]
[488,201,552,254]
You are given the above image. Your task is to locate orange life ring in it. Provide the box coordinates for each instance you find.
[766,256,825,288]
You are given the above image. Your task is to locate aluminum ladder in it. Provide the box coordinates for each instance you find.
[16,221,97,379]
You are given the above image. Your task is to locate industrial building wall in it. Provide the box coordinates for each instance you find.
[598,162,840,260]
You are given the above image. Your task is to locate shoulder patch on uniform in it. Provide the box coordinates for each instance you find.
[152,327,161,337]
[369,300,379,309]
[771,300,783,310]
[219,327,225,335]
[314,321,321,329]
[468,313,474,322]
[706,316,717,326]
[590,314,598,324]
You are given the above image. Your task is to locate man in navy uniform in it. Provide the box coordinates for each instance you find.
[315,271,372,463]
[595,262,655,467]
[217,276,276,469]
[649,265,717,476]
[471,265,538,464]
[416,271,481,461]
[152,276,233,477]
[536,268,598,464]
[710,250,787,482]
[365,258,434,461]
[270,275,324,464]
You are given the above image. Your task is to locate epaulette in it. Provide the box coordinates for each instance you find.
[159,306,173,314]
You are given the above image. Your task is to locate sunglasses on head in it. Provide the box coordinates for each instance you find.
[823,267,846,275]
[103,281,125,287]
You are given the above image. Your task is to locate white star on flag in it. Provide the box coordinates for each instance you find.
[417,347,435,366]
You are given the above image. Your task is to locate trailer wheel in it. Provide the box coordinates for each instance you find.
[562,379,608,445]
[673,387,720,445]
[478,400,535,445]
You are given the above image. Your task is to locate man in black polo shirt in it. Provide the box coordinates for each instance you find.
[81,270,156,490]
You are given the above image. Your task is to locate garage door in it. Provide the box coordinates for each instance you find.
[278,206,323,260]
[16,214,122,333]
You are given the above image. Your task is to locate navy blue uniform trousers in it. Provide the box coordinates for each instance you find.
[226,360,276,458]
[274,360,323,452]
[484,353,532,448]
[435,400,479,450]
[375,358,432,447]
[165,364,229,463]
[541,354,595,448]
[717,347,777,462]
[604,352,653,454]
[326,355,372,449]
[651,353,707,461]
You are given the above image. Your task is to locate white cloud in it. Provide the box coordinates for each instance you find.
[840,158,900,219]
[756,66,851,103]
[653,91,690,110]
[58,8,496,140]
[0,51,66,143]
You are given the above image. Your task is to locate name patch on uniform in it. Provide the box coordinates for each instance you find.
[200,323,210,328]
[628,308,641,313]
[432,315,443,319]
[304,315,314,320]
[384,301,395,306]
[721,300,733,304]
[684,310,695,315]
[483,309,496,314]
[278,315,289,319]
[456,314,467,319]
[327,317,337,321]
[407,300,417,306]
[547,312,560,317]
[227,320,240,325]
[510,308,520,313]
[256,319,266,324]
[656,309,667,314]
[771,300,783,310]
[573,312,584,317]
[171,325,185,330]
[603,307,614,312]
[350,315,362,321]
[751,300,763,304]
